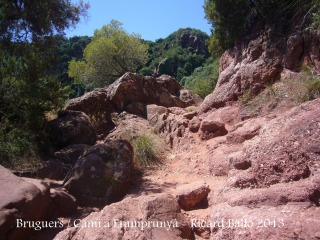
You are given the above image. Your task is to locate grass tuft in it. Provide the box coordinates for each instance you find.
[133,135,161,167]
[239,89,252,104]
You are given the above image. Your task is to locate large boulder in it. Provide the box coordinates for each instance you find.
[155,74,181,96]
[63,140,134,207]
[48,110,96,149]
[54,193,193,240]
[199,119,228,140]
[0,166,50,240]
[179,89,203,106]
[175,182,210,210]
[188,116,201,133]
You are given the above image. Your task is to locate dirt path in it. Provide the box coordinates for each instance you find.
[127,134,233,239]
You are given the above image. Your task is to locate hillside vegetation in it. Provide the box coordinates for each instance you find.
[58,27,215,98]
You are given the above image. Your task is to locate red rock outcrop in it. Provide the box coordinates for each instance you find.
[198,119,228,140]
[65,73,202,132]
[199,24,320,114]
[175,182,210,210]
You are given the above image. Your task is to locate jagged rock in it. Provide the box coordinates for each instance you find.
[199,119,228,140]
[284,33,304,70]
[147,104,169,126]
[237,98,320,187]
[48,110,96,149]
[183,110,197,120]
[49,188,77,217]
[198,23,320,114]
[54,144,89,166]
[175,182,210,210]
[65,73,198,132]
[54,193,193,240]
[63,140,133,207]
[0,166,50,240]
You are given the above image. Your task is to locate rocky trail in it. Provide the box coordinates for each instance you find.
[1,19,320,239]
[1,72,319,240]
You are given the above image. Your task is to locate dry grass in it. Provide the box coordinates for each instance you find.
[120,130,166,169]
[242,71,320,117]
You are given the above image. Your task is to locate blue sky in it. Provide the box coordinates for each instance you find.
[66,0,212,41]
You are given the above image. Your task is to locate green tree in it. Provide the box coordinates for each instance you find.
[204,0,319,56]
[55,36,92,98]
[69,20,149,87]
[0,0,89,168]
